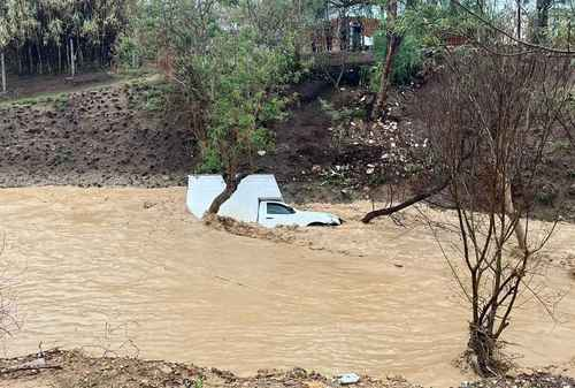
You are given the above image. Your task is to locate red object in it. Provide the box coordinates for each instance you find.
[446,35,468,46]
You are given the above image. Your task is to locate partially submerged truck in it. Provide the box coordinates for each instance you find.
[186,175,342,228]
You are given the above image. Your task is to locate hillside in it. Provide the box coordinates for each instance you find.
[0,75,193,188]
[1,72,574,221]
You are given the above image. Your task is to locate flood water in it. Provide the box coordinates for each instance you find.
[0,187,574,386]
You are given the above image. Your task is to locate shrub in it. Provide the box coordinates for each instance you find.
[370,32,424,88]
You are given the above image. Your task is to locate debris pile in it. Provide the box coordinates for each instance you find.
[463,371,575,388]
[0,349,416,388]
[203,214,299,244]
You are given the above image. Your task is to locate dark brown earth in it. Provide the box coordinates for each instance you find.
[0,72,120,100]
[0,76,194,188]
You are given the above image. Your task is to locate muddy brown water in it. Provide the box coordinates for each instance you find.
[0,187,574,386]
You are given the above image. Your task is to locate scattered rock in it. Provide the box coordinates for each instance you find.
[338,372,361,385]
[463,371,575,388]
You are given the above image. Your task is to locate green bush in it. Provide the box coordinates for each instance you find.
[188,28,299,173]
[369,2,483,89]
[370,32,424,88]
[114,34,143,70]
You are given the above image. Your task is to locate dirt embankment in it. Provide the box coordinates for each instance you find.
[0,76,193,188]
[0,72,422,198]
[1,350,574,388]
[0,349,413,388]
[1,72,574,220]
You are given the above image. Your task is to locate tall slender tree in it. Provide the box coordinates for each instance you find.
[0,2,10,93]
[533,0,553,42]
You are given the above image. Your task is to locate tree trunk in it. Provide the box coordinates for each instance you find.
[17,47,22,75]
[69,38,76,78]
[371,0,401,120]
[78,45,84,68]
[58,44,62,73]
[371,33,402,120]
[516,0,521,40]
[206,174,248,216]
[28,45,33,74]
[132,51,138,68]
[361,179,450,223]
[1,50,6,93]
[533,0,552,43]
[504,182,527,253]
[468,324,498,377]
[36,43,43,75]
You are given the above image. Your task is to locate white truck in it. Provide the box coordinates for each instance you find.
[186,174,342,228]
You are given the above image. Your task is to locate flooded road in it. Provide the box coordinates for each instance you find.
[0,187,574,386]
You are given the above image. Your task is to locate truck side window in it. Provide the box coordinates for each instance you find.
[267,203,295,215]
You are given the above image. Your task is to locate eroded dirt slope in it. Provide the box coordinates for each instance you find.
[0,78,193,188]
[1,73,573,220]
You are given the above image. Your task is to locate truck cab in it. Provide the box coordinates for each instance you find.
[258,200,341,228]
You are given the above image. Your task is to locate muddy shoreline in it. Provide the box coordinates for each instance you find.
[1,349,574,388]
[0,349,413,388]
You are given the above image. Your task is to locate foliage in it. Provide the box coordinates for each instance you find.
[369,0,488,88]
[548,6,575,47]
[371,31,423,87]
[114,33,143,69]
[120,0,303,184]
[187,29,297,173]
[126,79,175,112]
[0,0,132,75]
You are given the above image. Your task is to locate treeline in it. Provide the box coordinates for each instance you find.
[0,0,131,78]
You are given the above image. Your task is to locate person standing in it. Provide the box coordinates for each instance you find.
[324,23,333,52]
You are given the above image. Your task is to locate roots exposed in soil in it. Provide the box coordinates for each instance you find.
[465,327,512,379]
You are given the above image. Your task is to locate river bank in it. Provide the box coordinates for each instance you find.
[1,349,574,388]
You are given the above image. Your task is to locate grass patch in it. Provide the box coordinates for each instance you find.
[0,92,70,109]
[125,78,175,112]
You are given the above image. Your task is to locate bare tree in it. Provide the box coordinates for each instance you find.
[420,47,573,376]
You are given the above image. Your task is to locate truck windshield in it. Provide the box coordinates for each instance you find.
[267,203,295,215]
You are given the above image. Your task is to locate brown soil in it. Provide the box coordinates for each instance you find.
[0,72,120,100]
[1,350,574,388]
[0,349,412,388]
[466,372,575,388]
[0,75,193,188]
[402,77,575,223]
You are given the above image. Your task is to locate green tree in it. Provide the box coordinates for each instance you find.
[0,0,130,77]
[122,0,303,214]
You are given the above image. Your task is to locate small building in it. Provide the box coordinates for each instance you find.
[309,6,381,53]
